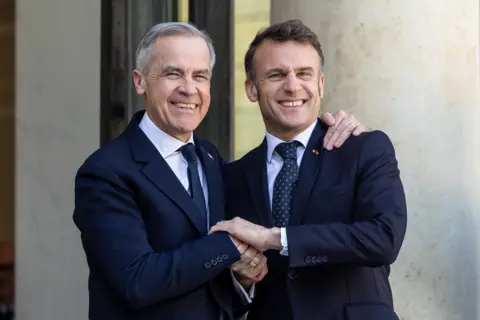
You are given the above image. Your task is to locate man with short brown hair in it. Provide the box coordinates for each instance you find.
[212,20,407,320]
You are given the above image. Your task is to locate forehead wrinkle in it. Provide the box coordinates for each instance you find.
[255,43,320,72]
[147,44,210,74]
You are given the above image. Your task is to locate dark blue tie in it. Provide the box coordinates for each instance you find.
[272,141,301,227]
[180,143,207,226]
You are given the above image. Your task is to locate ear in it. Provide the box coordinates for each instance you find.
[319,73,325,98]
[245,79,258,102]
[133,69,146,95]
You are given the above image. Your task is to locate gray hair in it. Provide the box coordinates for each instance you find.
[135,22,216,73]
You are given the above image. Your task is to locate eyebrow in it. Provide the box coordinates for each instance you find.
[162,66,184,75]
[193,69,210,76]
[265,68,286,75]
[296,67,315,73]
[161,66,210,77]
[264,66,315,75]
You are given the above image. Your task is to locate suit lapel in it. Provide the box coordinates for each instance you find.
[291,121,326,225]
[246,141,275,228]
[141,162,207,235]
[125,111,207,235]
[195,142,224,228]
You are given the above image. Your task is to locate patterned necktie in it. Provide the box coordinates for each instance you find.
[272,141,301,227]
[179,143,207,226]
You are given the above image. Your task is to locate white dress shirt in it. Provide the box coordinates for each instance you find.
[139,112,253,309]
[265,119,318,256]
[139,112,211,227]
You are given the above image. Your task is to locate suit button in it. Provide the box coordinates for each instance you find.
[204,261,212,268]
[322,255,329,263]
[211,259,218,266]
[311,255,318,263]
[305,256,311,263]
[222,254,229,260]
[288,269,298,280]
[315,256,323,264]
[217,256,223,263]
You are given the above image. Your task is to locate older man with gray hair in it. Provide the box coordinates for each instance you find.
[73,21,366,320]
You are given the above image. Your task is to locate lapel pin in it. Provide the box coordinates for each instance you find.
[207,153,214,160]
[312,149,319,155]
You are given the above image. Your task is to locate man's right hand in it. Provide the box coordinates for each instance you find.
[230,239,268,288]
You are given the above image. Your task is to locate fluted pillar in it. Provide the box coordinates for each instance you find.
[272,1,480,319]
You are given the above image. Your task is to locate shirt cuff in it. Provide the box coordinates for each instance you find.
[279,227,289,256]
[230,269,255,304]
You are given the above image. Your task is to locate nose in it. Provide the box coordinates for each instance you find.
[283,72,301,94]
[177,78,197,96]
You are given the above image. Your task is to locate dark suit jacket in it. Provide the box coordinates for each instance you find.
[74,111,241,320]
[223,121,407,320]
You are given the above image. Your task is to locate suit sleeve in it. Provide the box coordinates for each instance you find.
[286,131,407,268]
[73,162,241,310]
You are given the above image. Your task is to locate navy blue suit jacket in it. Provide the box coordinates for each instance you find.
[74,111,241,320]
[223,121,407,320]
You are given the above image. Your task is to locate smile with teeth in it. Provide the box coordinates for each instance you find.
[172,102,197,110]
[279,100,305,107]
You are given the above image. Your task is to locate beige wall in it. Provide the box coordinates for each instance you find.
[0,0,14,244]
[272,1,480,319]
[233,0,270,159]
[16,0,100,318]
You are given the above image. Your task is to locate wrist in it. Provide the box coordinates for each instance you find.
[233,271,255,288]
[239,278,254,289]
[266,227,282,250]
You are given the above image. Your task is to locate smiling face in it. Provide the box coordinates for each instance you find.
[133,35,211,142]
[245,39,324,141]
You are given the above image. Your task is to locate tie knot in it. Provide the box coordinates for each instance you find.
[275,141,300,160]
[179,143,197,163]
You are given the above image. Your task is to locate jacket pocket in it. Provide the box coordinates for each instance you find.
[344,302,398,320]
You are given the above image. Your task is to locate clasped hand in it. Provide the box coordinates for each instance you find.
[209,217,281,287]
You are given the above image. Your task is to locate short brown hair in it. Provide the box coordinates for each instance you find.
[244,19,325,81]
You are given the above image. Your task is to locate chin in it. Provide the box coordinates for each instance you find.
[175,124,198,135]
[176,115,202,127]
[279,115,311,128]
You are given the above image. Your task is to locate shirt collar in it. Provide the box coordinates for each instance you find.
[265,119,318,163]
[139,112,195,159]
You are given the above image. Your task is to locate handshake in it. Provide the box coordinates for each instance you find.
[209,217,282,289]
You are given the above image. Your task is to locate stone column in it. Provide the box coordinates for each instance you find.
[272,1,480,319]
[16,0,100,318]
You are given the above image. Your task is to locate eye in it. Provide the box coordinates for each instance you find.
[194,74,209,81]
[166,72,181,78]
[267,73,282,80]
[298,71,312,78]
